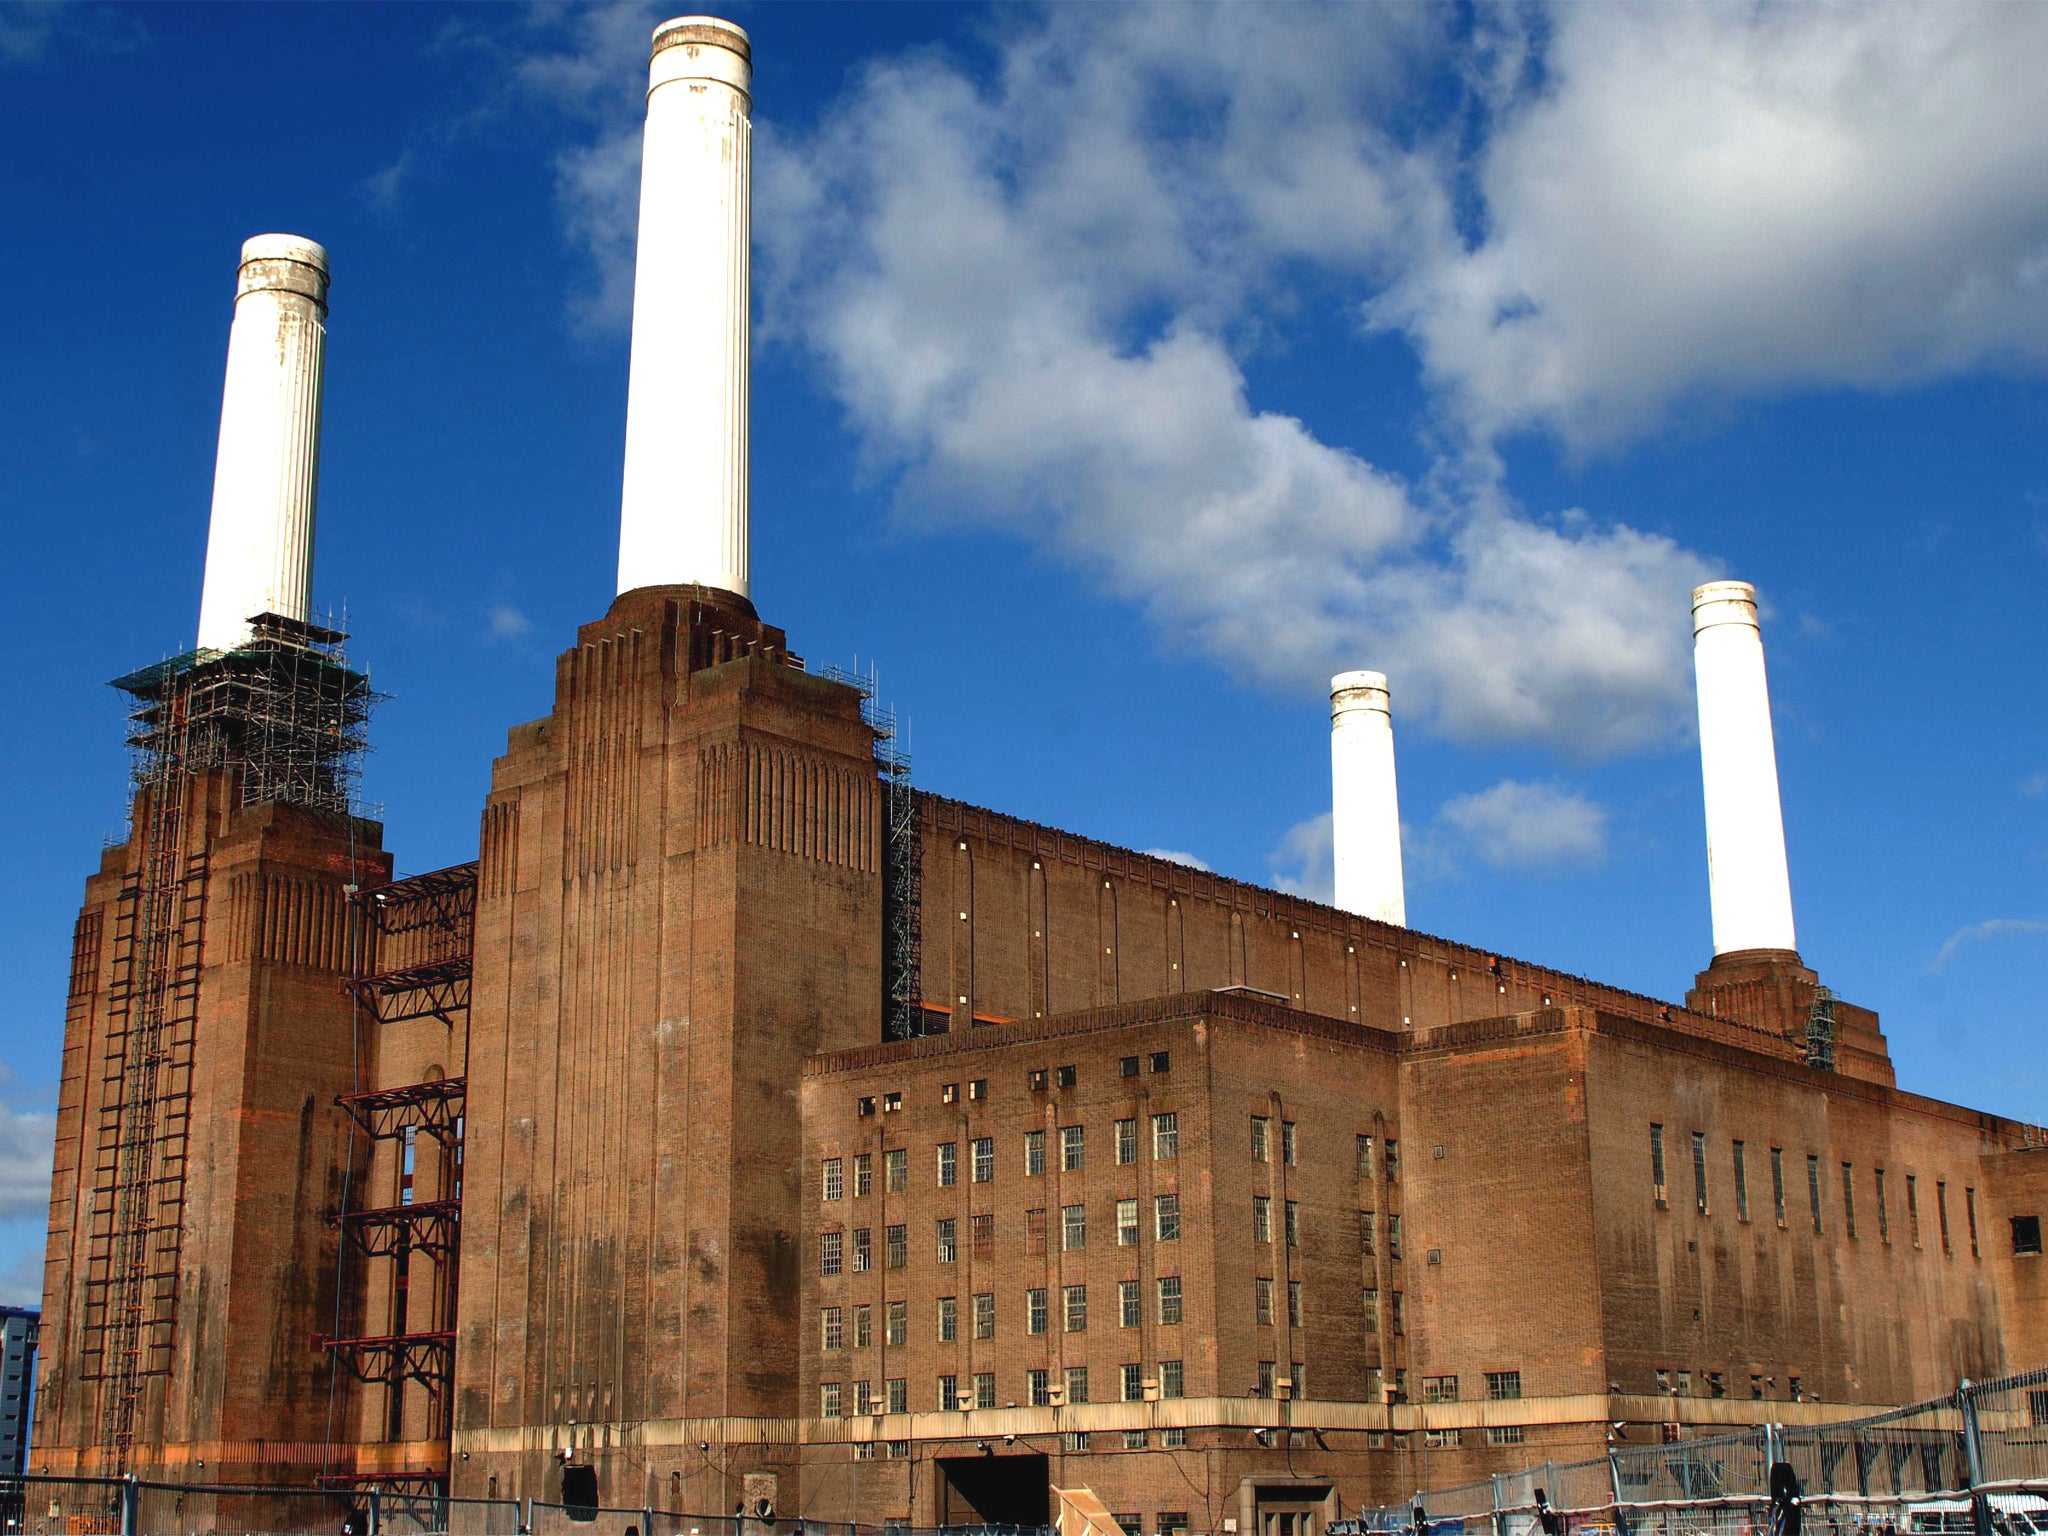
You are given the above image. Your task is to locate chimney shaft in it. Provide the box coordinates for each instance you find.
[195,235,329,651]
[1330,670,1406,926]
[617,16,753,600]
[1692,581,1797,956]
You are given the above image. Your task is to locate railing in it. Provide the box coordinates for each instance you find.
[0,1478,1049,1536]
[1363,1368,2048,1536]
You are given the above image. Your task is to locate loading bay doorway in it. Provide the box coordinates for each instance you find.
[936,1453,1051,1528]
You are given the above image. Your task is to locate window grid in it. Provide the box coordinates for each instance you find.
[1158,1275,1183,1326]
[1155,1194,1181,1242]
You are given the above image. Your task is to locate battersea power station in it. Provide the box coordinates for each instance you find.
[29,15,2048,1534]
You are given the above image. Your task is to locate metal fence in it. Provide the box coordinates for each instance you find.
[0,1478,1041,1536]
[1363,1368,2048,1536]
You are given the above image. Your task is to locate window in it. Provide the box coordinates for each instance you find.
[821,1231,843,1276]
[1287,1280,1303,1328]
[859,1096,876,1117]
[1062,1203,1087,1250]
[1422,1374,1459,1403]
[1062,1126,1086,1171]
[1257,1360,1276,1397]
[887,1301,907,1346]
[821,1382,842,1418]
[1361,1287,1378,1329]
[886,1148,907,1193]
[1734,1142,1750,1221]
[972,1371,996,1410]
[1842,1163,1857,1238]
[1027,1287,1048,1335]
[853,1227,872,1272]
[1385,1211,1399,1259]
[823,1307,844,1350]
[1357,1134,1374,1180]
[1028,1368,1051,1406]
[823,1158,844,1201]
[972,1212,994,1261]
[1693,1131,1709,1215]
[1282,1121,1297,1166]
[883,1091,902,1112]
[1876,1168,1890,1243]
[937,1217,957,1264]
[1360,1209,1377,1255]
[854,1153,872,1198]
[1155,1193,1181,1242]
[937,1143,957,1187]
[1968,1187,1981,1257]
[1253,1196,1272,1243]
[887,1377,907,1414]
[969,1078,987,1101]
[1153,1112,1180,1159]
[1390,1292,1404,1335]
[1651,1123,1668,1204]
[1065,1284,1088,1332]
[1121,1055,1140,1078]
[1385,1138,1399,1181]
[1151,1051,1171,1073]
[1065,1366,1089,1404]
[1939,1180,1953,1253]
[1253,1116,1270,1162]
[1121,1363,1144,1402]
[943,1083,959,1105]
[1057,1064,1077,1088]
[1159,1516,1190,1536]
[1772,1146,1786,1223]
[1117,1198,1140,1246]
[972,1137,995,1183]
[973,1293,995,1341]
[1808,1155,1824,1234]
[938,1296,957,1342]
[2013,1215,2043,1256]
[1486,1370,1522,1400]
[1158,1275,1183,1325]
[1424,1428,1463,1450]
[1164,1427,1188,1448]
[1031,1069,1049,1092]
[1025,1130,1046,1176]
[1161,1359,1184,1398]
[1116,1118,1138,1165]
[1291,1362,1307,1399]
[937,1374,958,1412]
[1392,1367,1408,1402]
[852,1380,875,1416]
[1025,1207,1047,1255]
[886,1224,907,1269]
[1908,1175,1922,1247]
[1488,1426,1526,1446]
[1256,1276,1275,1326]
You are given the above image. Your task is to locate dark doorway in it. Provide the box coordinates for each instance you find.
[937,1454,1051,1527]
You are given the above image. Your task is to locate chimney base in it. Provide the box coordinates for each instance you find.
[1686,949,1815,1040]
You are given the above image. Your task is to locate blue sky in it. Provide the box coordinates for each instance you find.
[3,1,2046,1304]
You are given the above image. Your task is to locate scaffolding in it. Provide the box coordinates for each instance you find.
[1805,984,1839,1072]
[81,614,376,1471]
[815,664,924,1040]
[342,865,477,1027]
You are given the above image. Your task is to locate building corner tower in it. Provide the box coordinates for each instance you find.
[34,237,390,1478]
[451,17,886,1509]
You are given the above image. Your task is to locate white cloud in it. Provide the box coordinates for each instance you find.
[488,603,532,639]
[1436,780,1609,871]
[0,1246,38,1308]
[1143,849,1211,872]
[0,1066,54,1223]
[1932,918,2048,974]
[1269,813,1335,906]
[1373,2,2048,448]
[2023,772,2047,798]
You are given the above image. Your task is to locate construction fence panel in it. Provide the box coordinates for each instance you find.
[129,1481,362,1536]
[1969,1367,2048,1491]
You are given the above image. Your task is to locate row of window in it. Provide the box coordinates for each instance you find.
[854,1053,1178,1121]
[823,1120,1401,1200]
[821,1277,1188,1348]
[1653,1366,1807,1401]
[819,1360,1189,1417]
[1649,1125,1985,1254]
[823,1117,1181,1199]
[818,1197,1186,1275]
[1418,1370,1522,1401]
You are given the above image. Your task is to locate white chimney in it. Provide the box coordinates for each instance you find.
[617,16,753,601]
[195,234,329,652]
[1331,670,1406,926]
[1692,581,1797,956]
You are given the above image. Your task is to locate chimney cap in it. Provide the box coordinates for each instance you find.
[652,15,751,62]
[1691,580,1759,636]
[235,234,329,306]
[1331,669,1391,716]
[239,233,328,274]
